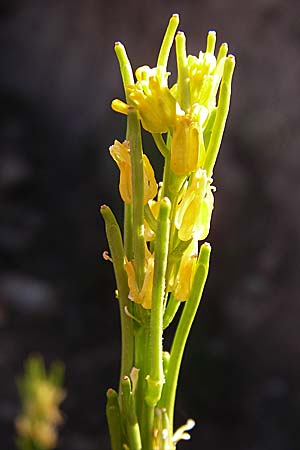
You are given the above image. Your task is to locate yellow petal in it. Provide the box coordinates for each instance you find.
[175,169,214,241]
[171,115,199,176]
[140,255,154,309]
[119,162,132,204]
[109,141,132,204]
[174,242,198,301]
[111,99,130,115]
[127,66,176,133]
[143,154,158,204]
[124,258,142,304]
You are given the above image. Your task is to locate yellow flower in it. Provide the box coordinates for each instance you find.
[109,140,158,204]
[175,169,214,241]
[125,247,154,309]
[32,422,57,449]
[187,40,227,110]
[170,104,208,176]
[112,66,176,133]
[173,241,198,301]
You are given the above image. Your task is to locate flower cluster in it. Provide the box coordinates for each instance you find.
[109,18,235,307]
[102,14,235,450]
[15,356,65,450]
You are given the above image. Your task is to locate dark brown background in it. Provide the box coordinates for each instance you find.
[1,1,300,449]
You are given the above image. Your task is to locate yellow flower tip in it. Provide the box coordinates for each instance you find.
[114,41,127,55]
[206,30,217,54]
[203,241,211,251]
[111,98,130,115]
[225,54,236,74]
[219,42,228,55]
[160,196,171,209]
[176,30,185,39]
[220,54,235,85]
[100,204,107,213]
[199,241,212,262]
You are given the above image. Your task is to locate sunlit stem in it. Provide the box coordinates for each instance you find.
[146,198,171,407]
[204,55,235,178]
[216,42,228,64]
[127,110,145,288]
[114,42,134,98]
[206,30,216,54]
[175,31,190,112]
[159,243,211,431]
[157,14,180,71]
[124,204,133,260]
[114,42,135,260]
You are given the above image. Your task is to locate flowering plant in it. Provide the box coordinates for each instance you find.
[15,356,65,450]
[101,14,235,450]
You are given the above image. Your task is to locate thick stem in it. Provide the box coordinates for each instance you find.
[124,204,133,260]
[146,198,171,407]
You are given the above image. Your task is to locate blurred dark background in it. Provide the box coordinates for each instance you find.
[1,0,300,449]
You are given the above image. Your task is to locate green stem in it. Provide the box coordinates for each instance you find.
[157,14,180,70]
[146,197,171,407]
[203,55,235,178]
[134,324,153,450]
[175,32,190,112]
[127,110,145,289]
[124,204,133,260]
[152,133,169,158]
[159,243,211,431]
[100,206,134,385]
[106,388,123,450]
[134,325,148,421]
[114,42,134,97]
